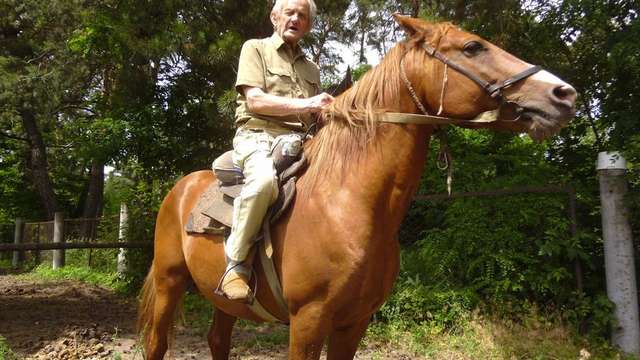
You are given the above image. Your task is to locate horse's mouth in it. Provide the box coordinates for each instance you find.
[519,108,564,141]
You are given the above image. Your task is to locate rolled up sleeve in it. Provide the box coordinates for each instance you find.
[235,40,265,94]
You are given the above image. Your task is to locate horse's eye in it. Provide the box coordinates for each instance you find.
[463,41,484,57]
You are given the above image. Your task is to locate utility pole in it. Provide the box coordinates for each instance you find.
[598,151,639,354]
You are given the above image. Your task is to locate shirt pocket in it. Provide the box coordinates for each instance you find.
[299,71,320,97]
[300,75,320,97]
[265,66,295,97]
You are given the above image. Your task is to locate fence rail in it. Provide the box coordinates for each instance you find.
[2,204,142,271]
[0,242,151,251]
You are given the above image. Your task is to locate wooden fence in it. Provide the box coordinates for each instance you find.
[1,204,151,270]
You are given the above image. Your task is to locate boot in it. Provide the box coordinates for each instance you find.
[215,248,256,304]
[218,269,252,303]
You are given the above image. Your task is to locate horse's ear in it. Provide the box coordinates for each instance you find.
[392,12,430,37]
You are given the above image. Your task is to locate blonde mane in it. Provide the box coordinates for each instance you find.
[301,43,408,187]
[301,22,454,189]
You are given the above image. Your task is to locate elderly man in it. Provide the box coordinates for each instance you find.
[218,0,334,302]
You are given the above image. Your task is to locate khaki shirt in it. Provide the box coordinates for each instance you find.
[234,33,321,133]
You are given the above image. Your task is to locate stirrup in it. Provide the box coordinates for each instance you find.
[214,263,257,305]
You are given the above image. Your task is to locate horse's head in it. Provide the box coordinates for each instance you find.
[394,14,576,141]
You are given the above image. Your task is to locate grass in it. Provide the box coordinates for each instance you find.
[0,335,17,360]
[21,263,121,290]
[363,312,634,360]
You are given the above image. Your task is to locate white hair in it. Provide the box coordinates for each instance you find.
[271,0,317,21]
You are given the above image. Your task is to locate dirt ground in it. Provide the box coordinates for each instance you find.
[0,274,413,359]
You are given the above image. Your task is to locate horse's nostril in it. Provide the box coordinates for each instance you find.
[552,85,577,107]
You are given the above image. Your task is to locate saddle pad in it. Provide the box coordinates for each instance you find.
[186,183,232,233]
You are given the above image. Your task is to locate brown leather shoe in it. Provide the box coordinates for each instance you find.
[217,270,253,303]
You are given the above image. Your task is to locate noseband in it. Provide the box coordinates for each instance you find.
[388,40,542,126]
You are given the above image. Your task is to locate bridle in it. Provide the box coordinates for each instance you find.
[386,39,542,126]
[421,41,542,108]
[383,36,543,195]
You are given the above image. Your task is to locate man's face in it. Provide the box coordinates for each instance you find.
[272,0,311,45]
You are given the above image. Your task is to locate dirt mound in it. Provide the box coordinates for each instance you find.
[30,325,113,359]
[0,276,137,359]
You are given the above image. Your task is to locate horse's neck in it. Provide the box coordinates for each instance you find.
[306,123,433,239]
[358,124,433,232]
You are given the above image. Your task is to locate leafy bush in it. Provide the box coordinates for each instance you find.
[387,127,612,339]
[378,271,477,333]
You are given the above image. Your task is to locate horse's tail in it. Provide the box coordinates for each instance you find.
[137,262,156,348]
[136,258,186,354]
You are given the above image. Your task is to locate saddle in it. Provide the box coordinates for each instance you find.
[185,134,307,323]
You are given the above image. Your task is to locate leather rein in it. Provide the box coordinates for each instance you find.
[382,40,542,125]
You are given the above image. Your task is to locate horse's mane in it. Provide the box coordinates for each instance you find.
[302,22,451,188]
[301,43,407,188]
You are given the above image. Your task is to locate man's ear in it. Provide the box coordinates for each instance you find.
[270,10,278,28]
[392,12,430,37]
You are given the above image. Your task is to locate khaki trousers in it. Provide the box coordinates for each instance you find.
[225,127,284,262]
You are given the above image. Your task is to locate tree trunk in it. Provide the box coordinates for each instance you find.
[453,0,466,22]
[411,0,420,17]
[81,159,104,239]
[358,17,367,64]
[20,108,58,220]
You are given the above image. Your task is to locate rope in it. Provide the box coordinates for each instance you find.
[437,63,448,116]
[436,129,453,196]
[400,56,429,115]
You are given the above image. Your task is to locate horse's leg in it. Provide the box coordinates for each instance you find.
[145,265,190,360]
[288,305,331,360]
[326,318,371,360]
[207,308,237,360]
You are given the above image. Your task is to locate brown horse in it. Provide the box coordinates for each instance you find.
[137,15,576,359]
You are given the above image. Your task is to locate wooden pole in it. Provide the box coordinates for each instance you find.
[52,212,65,269]
[598,151,639,354]
[12,218,23,268]
[117,203,129,277]
[34,223,41,264]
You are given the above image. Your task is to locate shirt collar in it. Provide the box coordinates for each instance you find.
[269,33,306,61]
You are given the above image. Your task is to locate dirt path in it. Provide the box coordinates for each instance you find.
[0,274,411,359]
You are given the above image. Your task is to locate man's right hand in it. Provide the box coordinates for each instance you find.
[306,92,334,112]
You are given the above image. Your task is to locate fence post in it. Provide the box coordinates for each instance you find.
[117,203,129,277]
[52,212,65,269]
[598,151,640,354]
[12,218,24,268]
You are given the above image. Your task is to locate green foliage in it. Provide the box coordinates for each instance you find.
[378,270,477,332]
[182,292,213,332]
[563,293,616,341]
[351,64,372,81]
[0,335,17,360]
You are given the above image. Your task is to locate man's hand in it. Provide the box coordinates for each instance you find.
[306,92,334,112]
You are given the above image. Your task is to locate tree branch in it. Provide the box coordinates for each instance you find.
[0,131,29,143]
[583,102,604,152]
